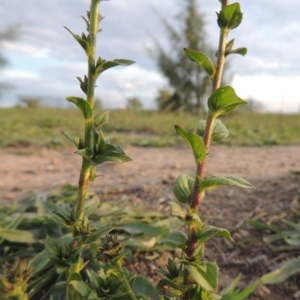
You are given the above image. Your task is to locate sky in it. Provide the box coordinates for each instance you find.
[0,0,300,113]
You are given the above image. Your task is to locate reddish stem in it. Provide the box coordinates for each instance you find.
[183,1,229,299]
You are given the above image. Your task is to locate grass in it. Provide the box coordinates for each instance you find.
[0,107,299,148]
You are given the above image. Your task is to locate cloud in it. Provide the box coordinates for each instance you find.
[233,74,300,113]
[1,0,300,111]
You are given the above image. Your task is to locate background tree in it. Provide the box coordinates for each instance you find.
[126,96,143,111]
[152,0,215,113]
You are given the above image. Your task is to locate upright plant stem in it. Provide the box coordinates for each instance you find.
[183,1,230,298]
[70,2,100,299]
[76,0,100,220]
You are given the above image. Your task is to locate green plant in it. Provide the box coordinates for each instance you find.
[157,1,254,299]
[249,211,300,286]
[220,274,257,300]
[0,185,176,299]
[40,1,169,298]
[0,1,260,299]
[248,171,300,290]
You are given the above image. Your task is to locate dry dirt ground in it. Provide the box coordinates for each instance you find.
[0,145,300,299]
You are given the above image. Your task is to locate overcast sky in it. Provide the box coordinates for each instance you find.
[1,0,300,113]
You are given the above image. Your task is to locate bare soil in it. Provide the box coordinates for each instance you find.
[0,145,300,299]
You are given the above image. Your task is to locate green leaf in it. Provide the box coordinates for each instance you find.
[208,86,247,117]
[64,27,91,55]
[173,174,195,204]
[169,201,186,221]
[0,229,36,243]
[247,220,276,231]
[28,250,50,275]
[221,279,257,300]
[85,269,101,290]
[175,125,206,163]
[95,59,135,77]
[93,144,132,165]
[227,47,247,56]
[201,290,222,300]
[184,48,215,79]
[186,262,219,292]
[69,280,92,297]
[66,97,93,119]
[44,235,60,256]
[199,176,253,191]
[4,212,24,230]
[76,148,93,162]
[94,110,109,129]
[282,219,300,231]
[132,276,160,299]
[221,273,242,295]
[226,39,235,53]
[196,225,232,243]
[62,132,82,149]
[261,257,300,284]
[69,272,82,281]
[83,226,112,244]
[116,222,168,236]
[76,75,88,94]
[162,230,188,250]
[217,3,243,31]
[196,119,229,142]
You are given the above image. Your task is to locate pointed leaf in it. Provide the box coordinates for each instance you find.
[65,27,91,55]
[76,75,88,94]
[93,144,131,165]
[162,230,188,250]
[66,96,93,119]
[196,225,232,243]
[95,59,135,77]
[186,262,219,292]
[228,47,247,56]
[222,282,257,300]
[261,257,300,284]
[196,119,229,142]
[226,39,235,53]
[217,3,243,31]
[94,110,109,129]
[221,273,242,295]
[173,174,195,204]
[175,125,206,163]
[62,132,81,149]
[199,176,253,191]
[184,48,215,79]
[208,86,247,117]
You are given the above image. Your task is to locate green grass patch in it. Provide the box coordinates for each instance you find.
[0,107,299,148]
